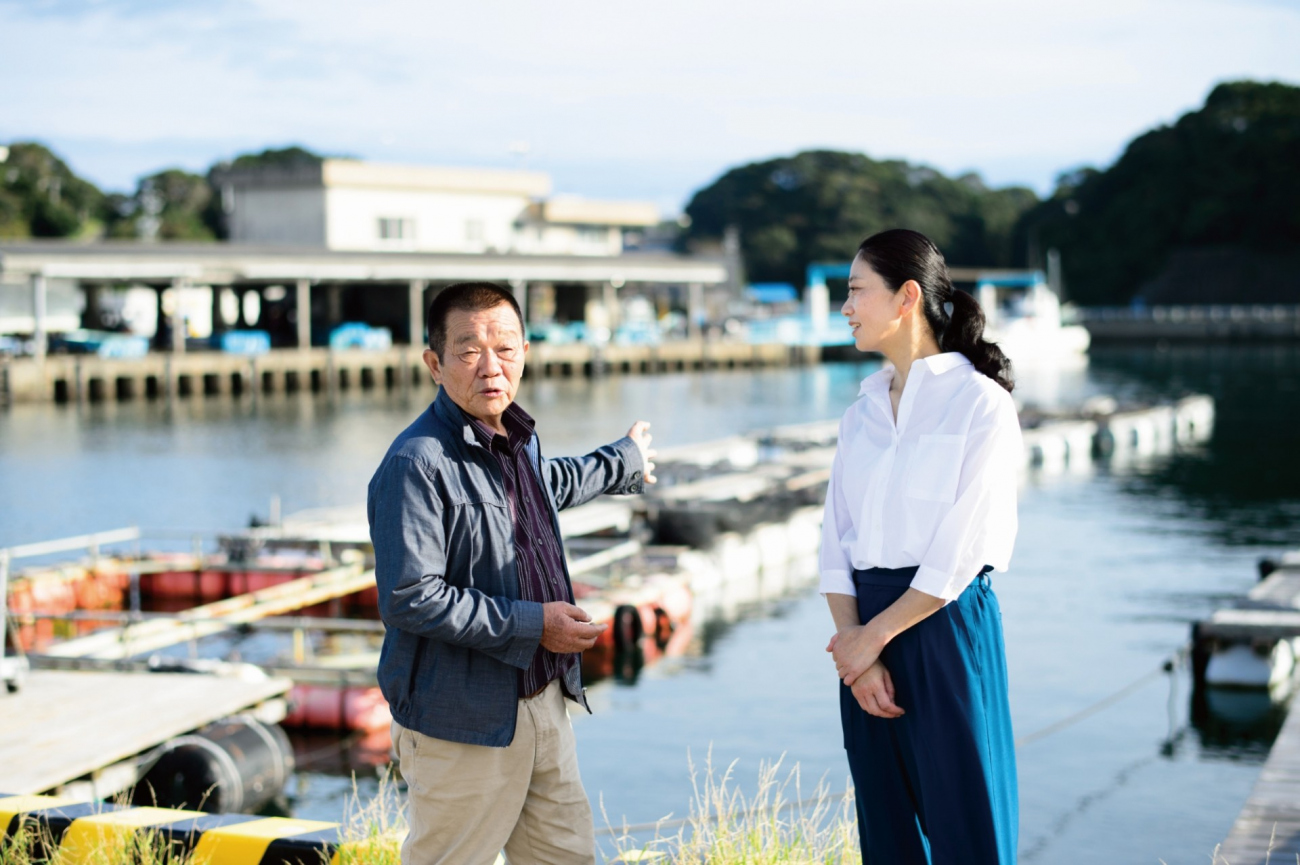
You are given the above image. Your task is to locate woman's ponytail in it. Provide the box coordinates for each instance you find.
[856,229,1015,393]
[940,288,1014,393]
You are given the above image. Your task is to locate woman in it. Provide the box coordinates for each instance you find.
[823,229,1022,864]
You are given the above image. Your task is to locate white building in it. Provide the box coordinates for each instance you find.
[219,159,659,256]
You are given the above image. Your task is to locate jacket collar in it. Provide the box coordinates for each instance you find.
[432,388,536,451]
[432,388,480,447]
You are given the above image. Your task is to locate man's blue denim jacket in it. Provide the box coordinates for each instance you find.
[367,388,646,747]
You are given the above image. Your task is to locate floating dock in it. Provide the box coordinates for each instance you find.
[40,562,373,661]
[1218,689,1300,863]
[1020,394,1214,475]
[0,670,289,798]
[1191,550,1300,861]
[1193,554,1300,692]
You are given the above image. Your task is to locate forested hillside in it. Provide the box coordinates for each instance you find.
[680,150,1037,287]
[1018,80,1300,305]
[0,143,106,239]
[0,145,321,242]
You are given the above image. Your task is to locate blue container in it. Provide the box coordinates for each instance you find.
[746,283,798,304]
[329,323,393,351]
[220,330,272,355]
[97,334,150,358]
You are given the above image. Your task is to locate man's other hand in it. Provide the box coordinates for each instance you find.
[627,421,657,484]
[541,602,607,653]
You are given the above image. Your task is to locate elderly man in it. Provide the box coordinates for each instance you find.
[368,281,654,865]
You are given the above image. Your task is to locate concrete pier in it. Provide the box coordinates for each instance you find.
[2,341,819,405]
[0,242,735,365]
[1081,304,1300,342]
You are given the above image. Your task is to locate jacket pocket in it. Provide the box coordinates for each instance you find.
[906,434,965,503]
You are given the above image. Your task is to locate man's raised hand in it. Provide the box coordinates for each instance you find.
[627,421,657,485]
[541,601,607,653]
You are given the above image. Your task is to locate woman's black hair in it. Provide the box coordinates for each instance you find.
[855,228,1014,393]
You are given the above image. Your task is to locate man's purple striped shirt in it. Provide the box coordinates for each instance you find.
[466,403,577,699]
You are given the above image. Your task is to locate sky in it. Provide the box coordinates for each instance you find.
[2,0,1299,214]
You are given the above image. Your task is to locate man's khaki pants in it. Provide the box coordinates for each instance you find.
[392,681,596,865]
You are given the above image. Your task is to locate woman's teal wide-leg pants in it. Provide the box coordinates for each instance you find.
[840,565,1018,865]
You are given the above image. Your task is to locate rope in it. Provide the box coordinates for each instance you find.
[1014,646,1186,748]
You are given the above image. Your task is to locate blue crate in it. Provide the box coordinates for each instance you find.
[329,323,392,351]
[220,330,272,355]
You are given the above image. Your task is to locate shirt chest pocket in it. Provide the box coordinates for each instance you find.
[906,434,966,503]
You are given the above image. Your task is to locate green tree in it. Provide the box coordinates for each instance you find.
[1017,80,1300,305]
[227,145,322,171]
[106,168,219,241]
[0,142,105,239]
[681,150,1038,287]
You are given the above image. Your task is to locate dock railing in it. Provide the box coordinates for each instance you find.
[1,526,142,563]
[1,524,369,662]
[3,527,143,683]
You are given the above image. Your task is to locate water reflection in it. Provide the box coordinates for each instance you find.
[1089,345,1300,546]
[1192,687,1288,758]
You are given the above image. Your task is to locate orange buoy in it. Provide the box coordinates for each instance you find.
[284,684,392,732]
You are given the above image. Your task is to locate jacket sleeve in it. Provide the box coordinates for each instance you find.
[369,453,543,669]
[541,436,646,511]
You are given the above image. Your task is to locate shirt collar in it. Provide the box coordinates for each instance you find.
[462,401,535,454]
[858,352,971,395]
[858,368,892,397]
[918,352,973,375]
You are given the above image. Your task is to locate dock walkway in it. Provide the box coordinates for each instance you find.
[1219,695,1300,862]
[1207,552,1300,862]
[0,670,290,797]
[41,562,372,660]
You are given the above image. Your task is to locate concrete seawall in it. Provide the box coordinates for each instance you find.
[1081,305,1300,342]
[0,341,821,406]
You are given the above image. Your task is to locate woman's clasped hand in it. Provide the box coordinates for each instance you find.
[826,628,905,718]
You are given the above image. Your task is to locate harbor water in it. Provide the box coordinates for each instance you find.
[2,345,1300,864]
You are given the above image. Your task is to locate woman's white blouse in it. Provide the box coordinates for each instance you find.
[819,353,1023,602]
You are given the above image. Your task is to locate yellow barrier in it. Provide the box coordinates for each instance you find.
[0,795,346,865]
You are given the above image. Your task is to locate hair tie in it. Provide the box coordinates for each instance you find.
[943,301,954,317]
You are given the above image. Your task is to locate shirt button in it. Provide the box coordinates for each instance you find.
[630,471,642,483]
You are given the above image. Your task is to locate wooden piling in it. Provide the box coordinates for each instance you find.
[0,341,830,407]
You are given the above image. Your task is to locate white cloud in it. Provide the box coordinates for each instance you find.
[1,0,1297,210]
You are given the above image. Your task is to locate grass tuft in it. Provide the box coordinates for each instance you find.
[604,750,860,865]
[0,823,42,865]
[334,770,405,865]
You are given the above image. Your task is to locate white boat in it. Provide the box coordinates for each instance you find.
[978,270,1091,367]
